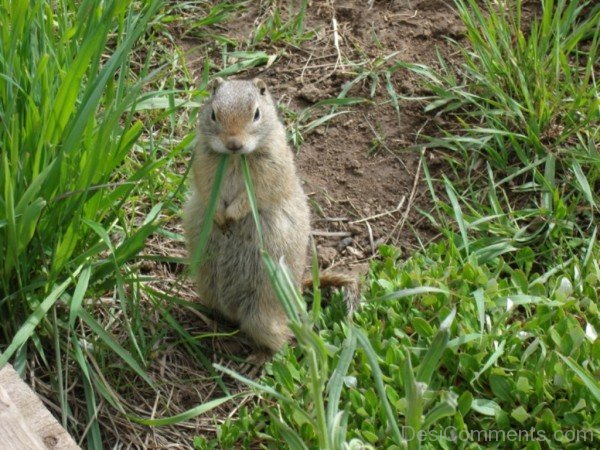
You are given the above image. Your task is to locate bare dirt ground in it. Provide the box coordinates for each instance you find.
[104,0,471,447]
[180,0,467,278]
[280,0,464,273]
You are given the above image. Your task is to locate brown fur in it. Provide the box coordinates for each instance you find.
[184,78,358,358]
[302,272,360,315]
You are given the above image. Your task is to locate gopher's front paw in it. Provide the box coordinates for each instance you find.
[214,210,232,230]
[224,202,250,224]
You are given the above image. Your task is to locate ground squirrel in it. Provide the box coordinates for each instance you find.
[184,77,358,360]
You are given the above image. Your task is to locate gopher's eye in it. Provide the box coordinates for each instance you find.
[210,109,216,122]
[253,107,260,122]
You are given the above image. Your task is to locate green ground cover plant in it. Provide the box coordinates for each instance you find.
[205,240,599,449]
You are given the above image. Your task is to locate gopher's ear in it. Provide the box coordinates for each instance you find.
[210,77,225,95]
[253,78,267,95]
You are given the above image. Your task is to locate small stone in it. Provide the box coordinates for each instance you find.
[346,246,365,259]
[373,237,386,248]
[318,246,337,265]
[338,237,353,250]
[347,224,362,235]
[298,85,323,103]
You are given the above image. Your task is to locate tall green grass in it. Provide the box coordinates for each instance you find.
[2,0,159,340]
[401,0,599,265]
[0,0,236,446]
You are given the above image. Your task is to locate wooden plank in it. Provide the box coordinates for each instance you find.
[0,384,46,449]
[0,363,80,450]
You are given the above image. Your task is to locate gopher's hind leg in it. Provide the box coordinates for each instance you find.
[238,298,290,359]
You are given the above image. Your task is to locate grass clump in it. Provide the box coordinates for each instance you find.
[0,0,161,353]
[404,0,598,263]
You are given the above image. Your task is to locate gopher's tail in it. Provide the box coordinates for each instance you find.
[302,272,361,315]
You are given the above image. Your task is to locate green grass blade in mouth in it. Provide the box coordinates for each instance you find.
[241,154,264,248]
[189,153,230,273]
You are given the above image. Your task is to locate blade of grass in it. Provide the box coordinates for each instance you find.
[78,310,155,389]
[240,155,263,247]
[130,395,238,426]
[0,266,82,368]
[557,353,600,403]
[190,154,230,272]
[416,308,455,384]
[326,331,357,430]
[355,328,404,446]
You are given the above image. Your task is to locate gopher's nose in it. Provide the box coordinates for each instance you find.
[226,138,243,152]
